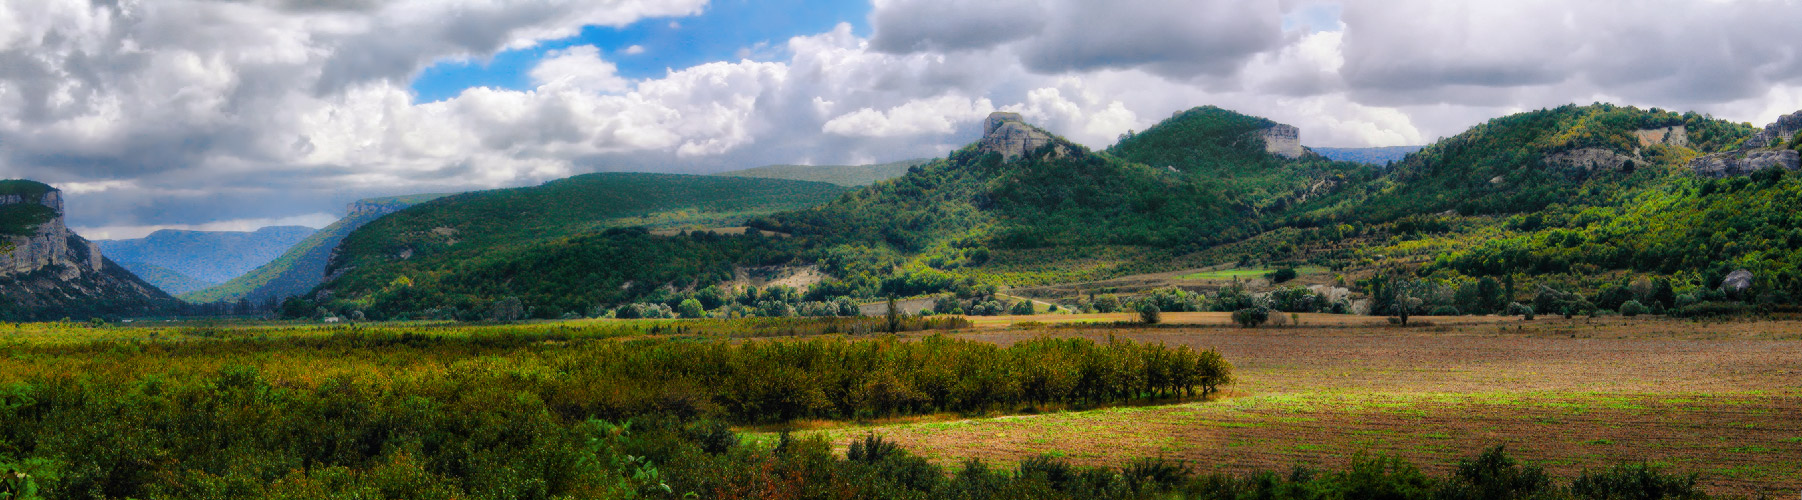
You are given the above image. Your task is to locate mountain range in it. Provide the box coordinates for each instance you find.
[6,102,1802,321]
[98,226,318,295]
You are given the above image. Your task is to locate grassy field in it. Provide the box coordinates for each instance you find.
[0,314,1796,497]
[797,316,1802,497]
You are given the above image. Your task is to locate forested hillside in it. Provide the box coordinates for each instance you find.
[300,104,1802,322]
[184,193,448,304]
[308,173,846,318]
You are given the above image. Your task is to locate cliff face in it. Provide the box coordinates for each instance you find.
[1256,124,1303,159]
[0,181,178,320]
[1,188,102,276]
[979,112,1066,161]
[1686,110,1802,178]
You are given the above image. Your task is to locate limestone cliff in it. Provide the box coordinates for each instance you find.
[0,180,178,320]
[1686,110,1802,177]
[979,112,1067,161]
[1256,124,1304,159]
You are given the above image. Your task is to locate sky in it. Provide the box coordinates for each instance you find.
[2,0,1801,239]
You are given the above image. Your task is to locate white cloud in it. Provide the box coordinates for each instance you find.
[622,44,646,55]
[823,95,995,137]
[530,45,631,93]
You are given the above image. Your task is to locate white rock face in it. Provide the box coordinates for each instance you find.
[1257,124,1303,159]
[979,112,1062,161]
[1,188,104,276]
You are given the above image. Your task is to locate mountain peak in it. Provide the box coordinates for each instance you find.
[978,111,1065,161]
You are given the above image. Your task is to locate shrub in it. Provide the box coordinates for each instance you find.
[1429,306,1460,316]
[1138,303,1162,325]
[1010,300,1037,316]
[1269,268,1299,284]
[1231,307,1269,328]
[677,299,705,319]
[1569,463,1703,500]
[1505,302,1532,317]
[1669,302,1752,319]
[1618,300,1649,317]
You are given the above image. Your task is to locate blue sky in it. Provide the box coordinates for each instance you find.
[411,0,873,102]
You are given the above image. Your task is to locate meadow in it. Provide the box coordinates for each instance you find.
[0,314,1789,499]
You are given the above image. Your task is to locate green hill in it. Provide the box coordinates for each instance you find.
[713,159,931,186]
[311,173,847,318]
[182,193,450,304]
[0,180,59,240]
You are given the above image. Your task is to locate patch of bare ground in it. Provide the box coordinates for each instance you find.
[812,317,1802,497]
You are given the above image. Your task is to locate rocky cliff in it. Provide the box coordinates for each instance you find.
[1256,124,1304,159]
[979,112,1066,161]
[0,180,178,320]
[1687,111,1802,177]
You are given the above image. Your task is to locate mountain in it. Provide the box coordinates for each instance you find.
[97,226,317,294]
[713,158,931,186]
[310,173,848,318]
[1311,146,1425,166]
[182,193,449,304]
[759,108,1370,286]
[0,180,179,320]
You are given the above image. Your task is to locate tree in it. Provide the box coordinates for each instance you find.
[1476,277,1502,313]
[1231,307,1269,328]
[1619,300,1648,317]
[885,297,901,334]
[1138,303,1161,325]
[489,297,525,322]
[1010,300,1036,316]
[677,298,706,319]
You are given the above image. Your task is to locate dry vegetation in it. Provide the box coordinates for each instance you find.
[807,316,1802,497]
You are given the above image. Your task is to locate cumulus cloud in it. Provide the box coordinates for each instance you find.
[870,0,1285,79]
[823,95,995,137]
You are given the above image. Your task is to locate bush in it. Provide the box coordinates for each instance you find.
[1269,268,1299,284]
[677,298,706,318]
[1011,300,1037,316]
[1429,306,1460,316]
[1231,307,1269,328]
[1138,303,1162,325]
[1669,301,1753,319]
[1505,302,1532,317]
[1618,300,1648,317]
[1569,463,1703,500]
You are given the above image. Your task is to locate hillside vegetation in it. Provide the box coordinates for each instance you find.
[302,104,1802,322]
[310,173,847,318]
[184,193,449,305]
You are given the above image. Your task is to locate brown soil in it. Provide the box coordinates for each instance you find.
[818,318,1802,497]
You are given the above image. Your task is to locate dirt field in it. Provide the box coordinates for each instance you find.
[813,317,1802,497]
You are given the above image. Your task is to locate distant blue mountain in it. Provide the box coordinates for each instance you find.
[98,226,317,294]
[1312,146,1426,166]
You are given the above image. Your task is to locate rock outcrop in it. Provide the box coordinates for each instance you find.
[1689,149,1801,178]
[1546,147,1641,173]
[979,112,1064,161]
[1257,124,1304,159]
[0,180,177,320]
[1743,110,1802,149]
[1686,110,1802,177]
[1722,269,1754,297]
[1633,126,1688,148]
[1,186,101,275]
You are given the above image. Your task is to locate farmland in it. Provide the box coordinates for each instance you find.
[0,314,1794,498]
[809,316,1802,497]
